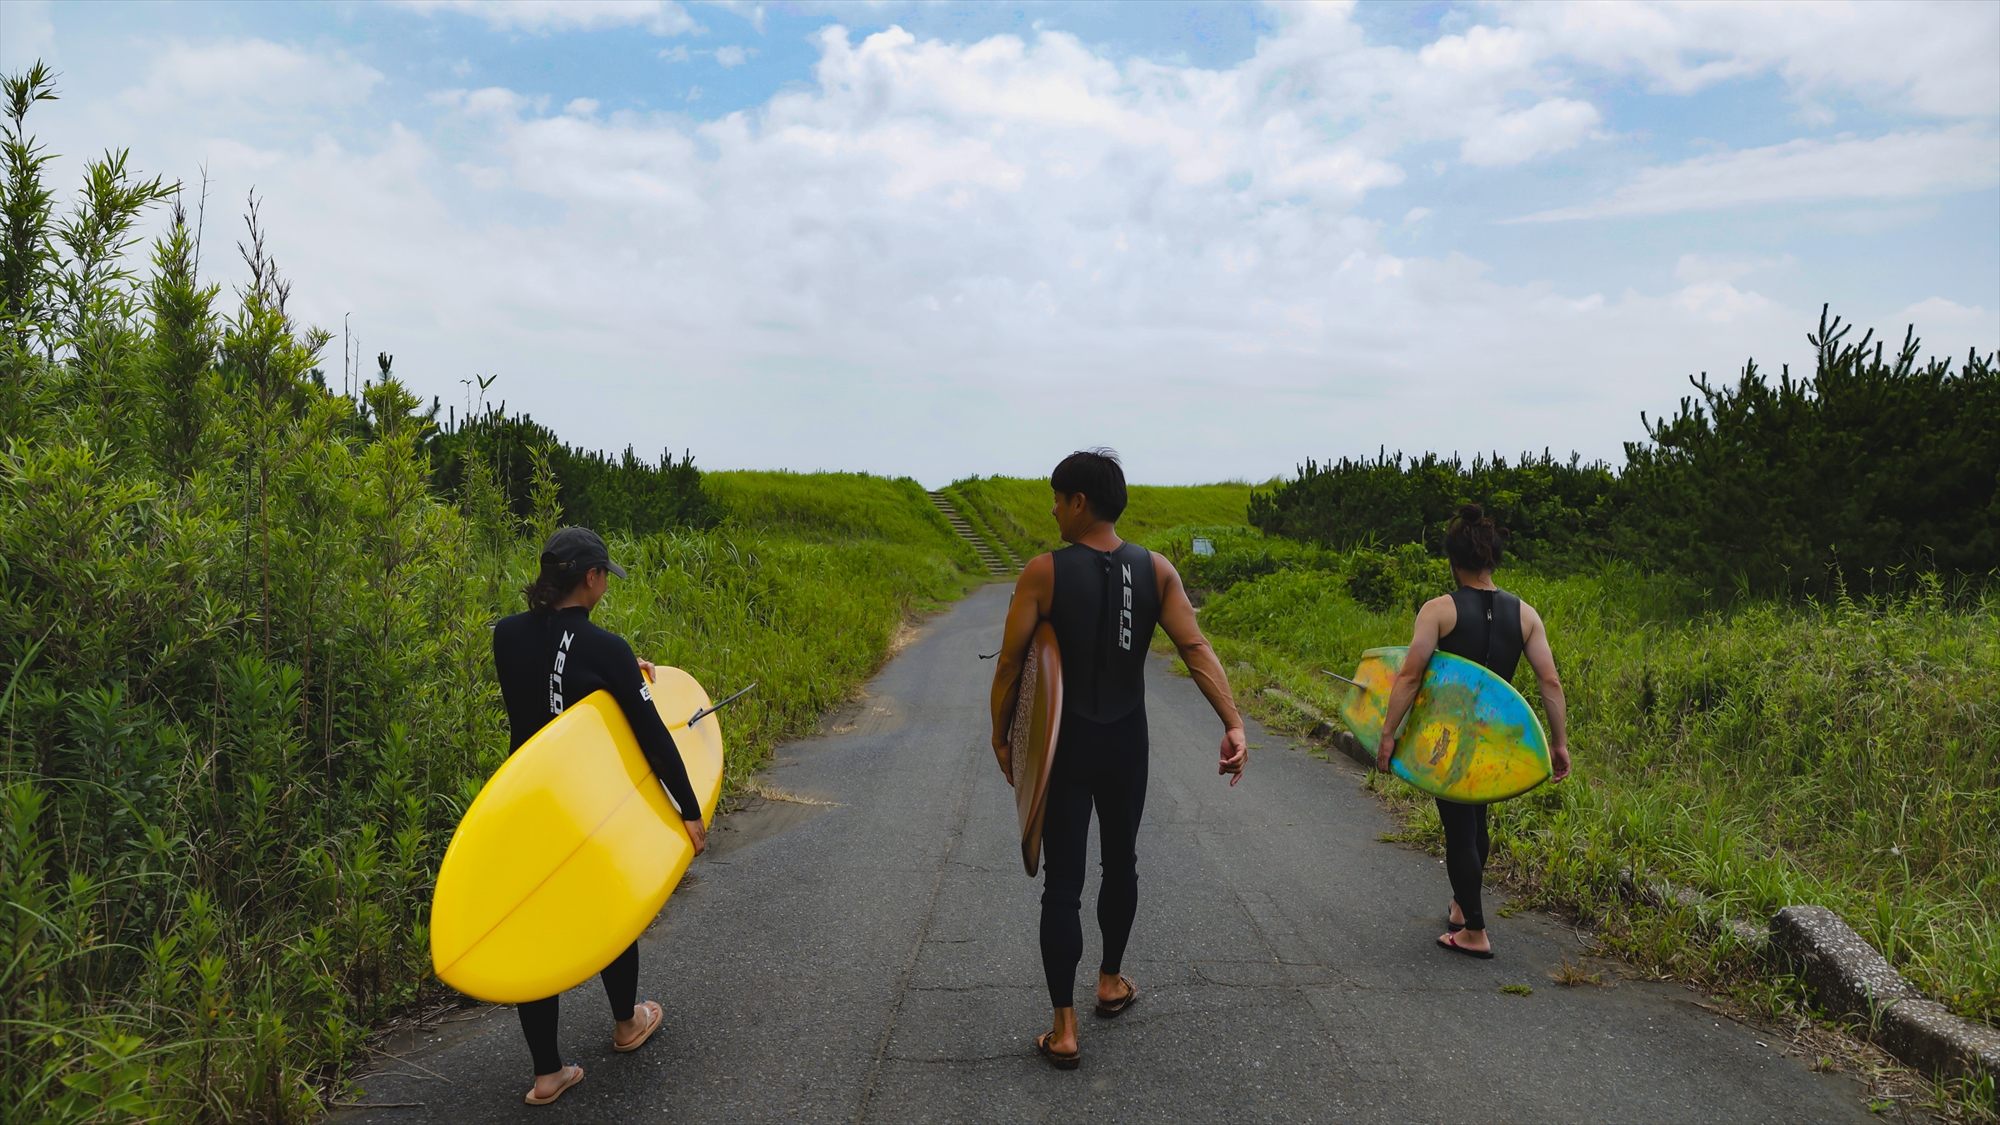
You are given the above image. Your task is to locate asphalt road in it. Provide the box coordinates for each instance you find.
[342,583,1876,1123]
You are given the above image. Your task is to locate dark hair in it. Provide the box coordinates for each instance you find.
[1443,503,1505,573]
[523,559,590,614]
[1050,448,1128,523]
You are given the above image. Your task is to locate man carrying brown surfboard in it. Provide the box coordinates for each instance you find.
[988,449,1248,1070]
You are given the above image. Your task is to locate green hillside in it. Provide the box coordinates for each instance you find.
[706,470,980,570]
[947,475,1257,560]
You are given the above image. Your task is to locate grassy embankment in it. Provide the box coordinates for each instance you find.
[1145,527,1999,1063]
[947,474,1257,560]
[603,470,979,793]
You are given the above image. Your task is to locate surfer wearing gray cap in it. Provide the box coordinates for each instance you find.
[989,449,1247,1070]
[1374,504,1571,959]
[492,526,707,1105]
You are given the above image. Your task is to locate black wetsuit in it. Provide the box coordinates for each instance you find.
[1040,541,1161,1008]
[492,605,701,1076]
[1433,586,1524,932]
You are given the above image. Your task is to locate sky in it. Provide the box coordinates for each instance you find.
[3,0,1996,487]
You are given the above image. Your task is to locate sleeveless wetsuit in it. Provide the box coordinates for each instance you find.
[1431,586,1525,932]
[1040,542,1161,1007]
[492,605,700,1077]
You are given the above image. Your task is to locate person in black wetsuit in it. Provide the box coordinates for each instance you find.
[1374,504,1571,959]
[490,527,707,1106]
[987,449,1247,1070]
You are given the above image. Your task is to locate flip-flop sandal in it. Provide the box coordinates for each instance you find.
[1035,1031,1080,1070]
[1437,932,1495,960]
[524,1064,583,1105]
[613,1001,663,1052]
[1092,975,1138,1018]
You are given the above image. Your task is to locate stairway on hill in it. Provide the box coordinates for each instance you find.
[928,491,1020,576]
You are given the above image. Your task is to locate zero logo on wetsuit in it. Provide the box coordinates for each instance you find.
[548,630,575,715]
[1118,563,1134,650]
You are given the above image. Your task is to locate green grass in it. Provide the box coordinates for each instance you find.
[705,470,980,570]
[594,527,968,791]
[1178,538,2000,1038]
[948,475,1258,560]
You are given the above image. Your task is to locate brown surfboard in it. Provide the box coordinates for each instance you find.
[1006,621,1064,876]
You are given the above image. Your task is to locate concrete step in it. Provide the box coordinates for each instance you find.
[927,490,1012,576]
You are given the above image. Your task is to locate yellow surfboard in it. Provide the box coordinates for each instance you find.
[431,665,725,1003]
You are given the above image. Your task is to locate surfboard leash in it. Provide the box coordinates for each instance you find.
[1317,668,1365,690]
[686,681,758,728]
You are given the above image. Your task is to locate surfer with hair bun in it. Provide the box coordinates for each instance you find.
[1375,504,1571,959]
[989,448,1248,1070]
[492,527,707,1105]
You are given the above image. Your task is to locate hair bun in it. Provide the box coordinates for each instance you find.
[1456,503,1486,523]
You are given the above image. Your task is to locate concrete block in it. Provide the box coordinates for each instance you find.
[1330,729,1375,769]
[1769,905,1923,1015]
[1878,998,2000,1083]
[1769,904,1996,1082]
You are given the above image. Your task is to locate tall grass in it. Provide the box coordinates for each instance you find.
[949,474,1256,560]
[1173,530,2000,1031]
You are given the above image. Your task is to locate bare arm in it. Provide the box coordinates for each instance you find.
[1520,602,1571,782]
[1154,553,1247,785]
[988,554,1055,781]
[1376,595,1454,772]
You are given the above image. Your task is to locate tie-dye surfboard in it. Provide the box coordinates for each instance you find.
[1338,646,1550,804]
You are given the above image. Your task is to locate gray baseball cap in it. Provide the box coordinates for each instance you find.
[539,527,627,579]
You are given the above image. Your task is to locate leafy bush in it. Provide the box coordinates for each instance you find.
[1246,307,1997,596]
[429,407,725,540]
[1620,307,1999,595]
[0,67,976,1121]
[1247,450,1618,566]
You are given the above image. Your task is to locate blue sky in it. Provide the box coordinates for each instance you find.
[3,1,1995,485]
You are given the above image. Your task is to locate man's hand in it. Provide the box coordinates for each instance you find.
[1549,742,1571,783]
[1376,734,1396,773]
[684,818,707,856]
[637,658,657,683]
[1219,727,1247,785]
[992,734,1014,785]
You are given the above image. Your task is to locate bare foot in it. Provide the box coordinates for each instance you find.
[526,1064,582,1105]
[1448,901,1466,927]
[1445,926,1491,952]
[1045,1006,1079,1055]
[614,1000,661,1050]
[1095,972,1133,1007]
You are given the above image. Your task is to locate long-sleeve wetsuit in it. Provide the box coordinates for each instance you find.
[492,604,700,1077]
[493,605,701,819]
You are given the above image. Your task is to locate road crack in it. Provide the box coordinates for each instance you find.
[852,738,978,1124]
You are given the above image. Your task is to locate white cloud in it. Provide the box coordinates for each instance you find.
[702,1,766,35]
[399,0,700,36]
[0,0,57,71]
[713,45,752,68]
[118,39,383,114]
[1504,0,2000,120]
[29,7,1997,484]
[1897,297,1994,330]
[1459,97,1601,166]
[1511,126,2000,221]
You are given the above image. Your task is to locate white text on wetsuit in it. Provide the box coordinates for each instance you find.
[1119,563,1133,650]
[549,630,574,714]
